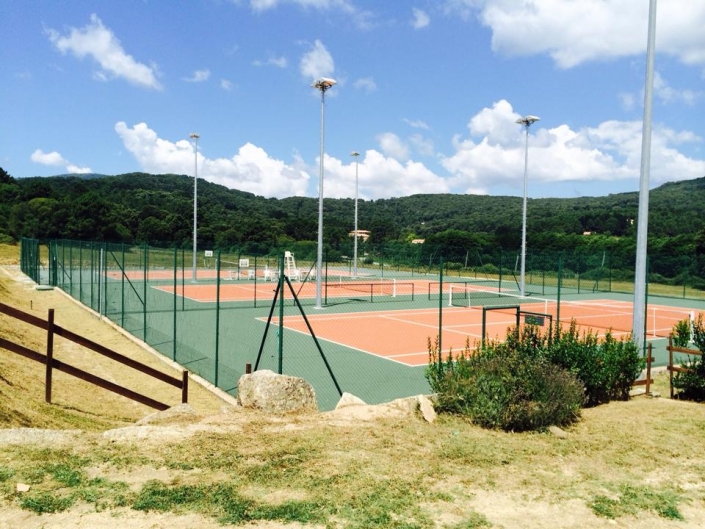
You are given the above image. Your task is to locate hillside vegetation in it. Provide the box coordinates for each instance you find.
[2,167,705,263]
[2,243,705,527]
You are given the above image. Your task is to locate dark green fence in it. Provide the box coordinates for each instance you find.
[18,238,704,409]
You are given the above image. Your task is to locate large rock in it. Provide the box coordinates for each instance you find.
[237,370,318,413]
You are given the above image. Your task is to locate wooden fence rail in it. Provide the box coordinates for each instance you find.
[0,301,187,411]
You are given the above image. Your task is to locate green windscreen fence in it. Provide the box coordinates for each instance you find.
[19,238,705,410]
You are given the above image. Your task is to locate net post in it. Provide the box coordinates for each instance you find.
[392,278,396,298]
[690,311,695,344]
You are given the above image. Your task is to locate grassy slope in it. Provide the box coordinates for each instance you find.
[0,243,224,430]
[2,244,705,528]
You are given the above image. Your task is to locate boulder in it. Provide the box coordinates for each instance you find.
[335,392,367,409]
[417,395,437,423]
[237,370,317,413]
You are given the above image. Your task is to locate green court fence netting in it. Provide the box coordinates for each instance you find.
[18,238,704,410]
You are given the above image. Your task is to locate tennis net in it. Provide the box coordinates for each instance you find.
[450,285,698,338]
[325,279,415,303]
[447,284,551,313]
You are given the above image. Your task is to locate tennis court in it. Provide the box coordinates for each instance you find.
[30,237,705,410]
[256,297,704,369]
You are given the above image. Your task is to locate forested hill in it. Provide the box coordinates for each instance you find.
[1,167,704,257]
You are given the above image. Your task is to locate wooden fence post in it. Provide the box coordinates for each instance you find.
[45,309,55,403]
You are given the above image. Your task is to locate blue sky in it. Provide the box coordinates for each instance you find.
[2,0,705,200]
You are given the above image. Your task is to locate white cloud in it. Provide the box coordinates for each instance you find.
[253,55,288,68]
[67,164,93,174]
[299,40,335,80]
[353,77,377,92]
[376,132,410,161]
[221,79,234,91]
[447,1,705,69]
[251,0,354,13]
[619,92,636,111]
[31,149,67,166]
[114,121,309,198]
[183,69,211,82]
[404,118,430,130]
[31,149,92,173]
[409,134,435,157]
[46,14,162,90]
[411,8,430,29]
[653,72,701,105]
[441,99,705,194]
[247,0,374,29]
[322,150,451,200]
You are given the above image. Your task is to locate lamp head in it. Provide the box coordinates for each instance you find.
[189,133,200,140]
[516,115,540,127]
[350,151,360,157]
[312,77,337,91]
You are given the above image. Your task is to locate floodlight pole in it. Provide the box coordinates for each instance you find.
[312,78,336,309]
[190,133,200,283]
[516,116,539,297]
[351,151,360,279]
[633,0,658,351]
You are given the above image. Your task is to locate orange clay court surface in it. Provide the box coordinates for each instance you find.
[153,281,702,368]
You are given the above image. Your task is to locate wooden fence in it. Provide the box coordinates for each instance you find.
[0,301,188,411]
[666,336,702,399]
[632,342,654,395]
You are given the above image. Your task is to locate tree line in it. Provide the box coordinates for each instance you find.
[2,166,705,281]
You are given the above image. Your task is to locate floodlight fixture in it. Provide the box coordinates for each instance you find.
[190,133,200,283]
[516,115,540,127]
[313,77,337,308]
[351,151,361,279]
[312,77,337,91]
[517,115,540,297]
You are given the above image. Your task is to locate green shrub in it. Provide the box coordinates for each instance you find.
[426,336,584,432]
[672,315,705,400]
[672,318,691,347]
[545,323,643,406]
[426,321,645,430]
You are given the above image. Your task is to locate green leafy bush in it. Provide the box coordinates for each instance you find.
[546,323,643,406]
[426,336,584,432]
[672,318,691,347]
[426,322,645,430]
[672,315,705,400]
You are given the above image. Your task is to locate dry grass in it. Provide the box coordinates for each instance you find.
[2,243,705,528]
[0,243,19,266]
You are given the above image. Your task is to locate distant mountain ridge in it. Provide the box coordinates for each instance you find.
[1,170,704,255]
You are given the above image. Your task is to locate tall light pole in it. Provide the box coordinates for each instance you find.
[190,133,200,283]
[633,0,658,351]
[516,115,540,297]
[351,151,360,279]
[312,77,337,309]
